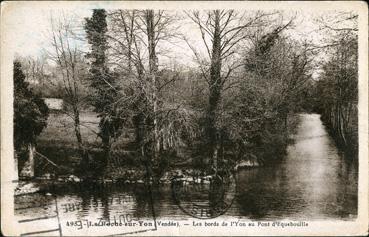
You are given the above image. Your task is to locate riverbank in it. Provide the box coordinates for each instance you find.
[321,114,358,160]
[24,111,301,181]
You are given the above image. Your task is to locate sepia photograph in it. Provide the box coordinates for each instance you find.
[1,1,368,236]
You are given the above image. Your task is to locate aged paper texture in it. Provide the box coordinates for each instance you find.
[1,1,368,236]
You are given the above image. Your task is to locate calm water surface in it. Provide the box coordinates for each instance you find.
[15,114,358,225]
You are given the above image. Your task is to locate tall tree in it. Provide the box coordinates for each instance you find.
[109,9,185,181]
[186,10,277,172]
[145,10,160,160]
[49,14,89,167]
[108,10,146,153]
[14,60,49,176]
[313,12,358,155]
[316,33,358,152]
[85,9,125,172]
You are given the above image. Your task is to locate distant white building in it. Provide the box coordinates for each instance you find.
[43,98,63,110]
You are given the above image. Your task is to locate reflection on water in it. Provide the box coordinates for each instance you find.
[15,114,357,222]
[232,114,357,220]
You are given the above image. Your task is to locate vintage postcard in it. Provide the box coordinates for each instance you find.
[1,1,368,236]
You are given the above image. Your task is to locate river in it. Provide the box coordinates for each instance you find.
[14,114,358,234]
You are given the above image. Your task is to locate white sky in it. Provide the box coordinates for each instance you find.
[11,9,322,56]
[4,2,357,75]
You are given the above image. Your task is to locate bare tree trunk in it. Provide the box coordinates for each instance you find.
[72,104,89,166]
[346,103,352,133]
[284,115,288,130]
[134,59,146,165]
[28,144,35,178]
[50,16,87,172]
[20,143,35,178]
[338,106,347,145]
[146,10,160,160]
[101,131,111,171]
[14,152,19,180]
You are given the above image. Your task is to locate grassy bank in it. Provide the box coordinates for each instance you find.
[35,111,185,177]
[34,111,301,178]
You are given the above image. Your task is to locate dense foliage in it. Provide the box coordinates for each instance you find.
[14,61,49,150]
[217,31,313,166]
[315,32,358,156]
